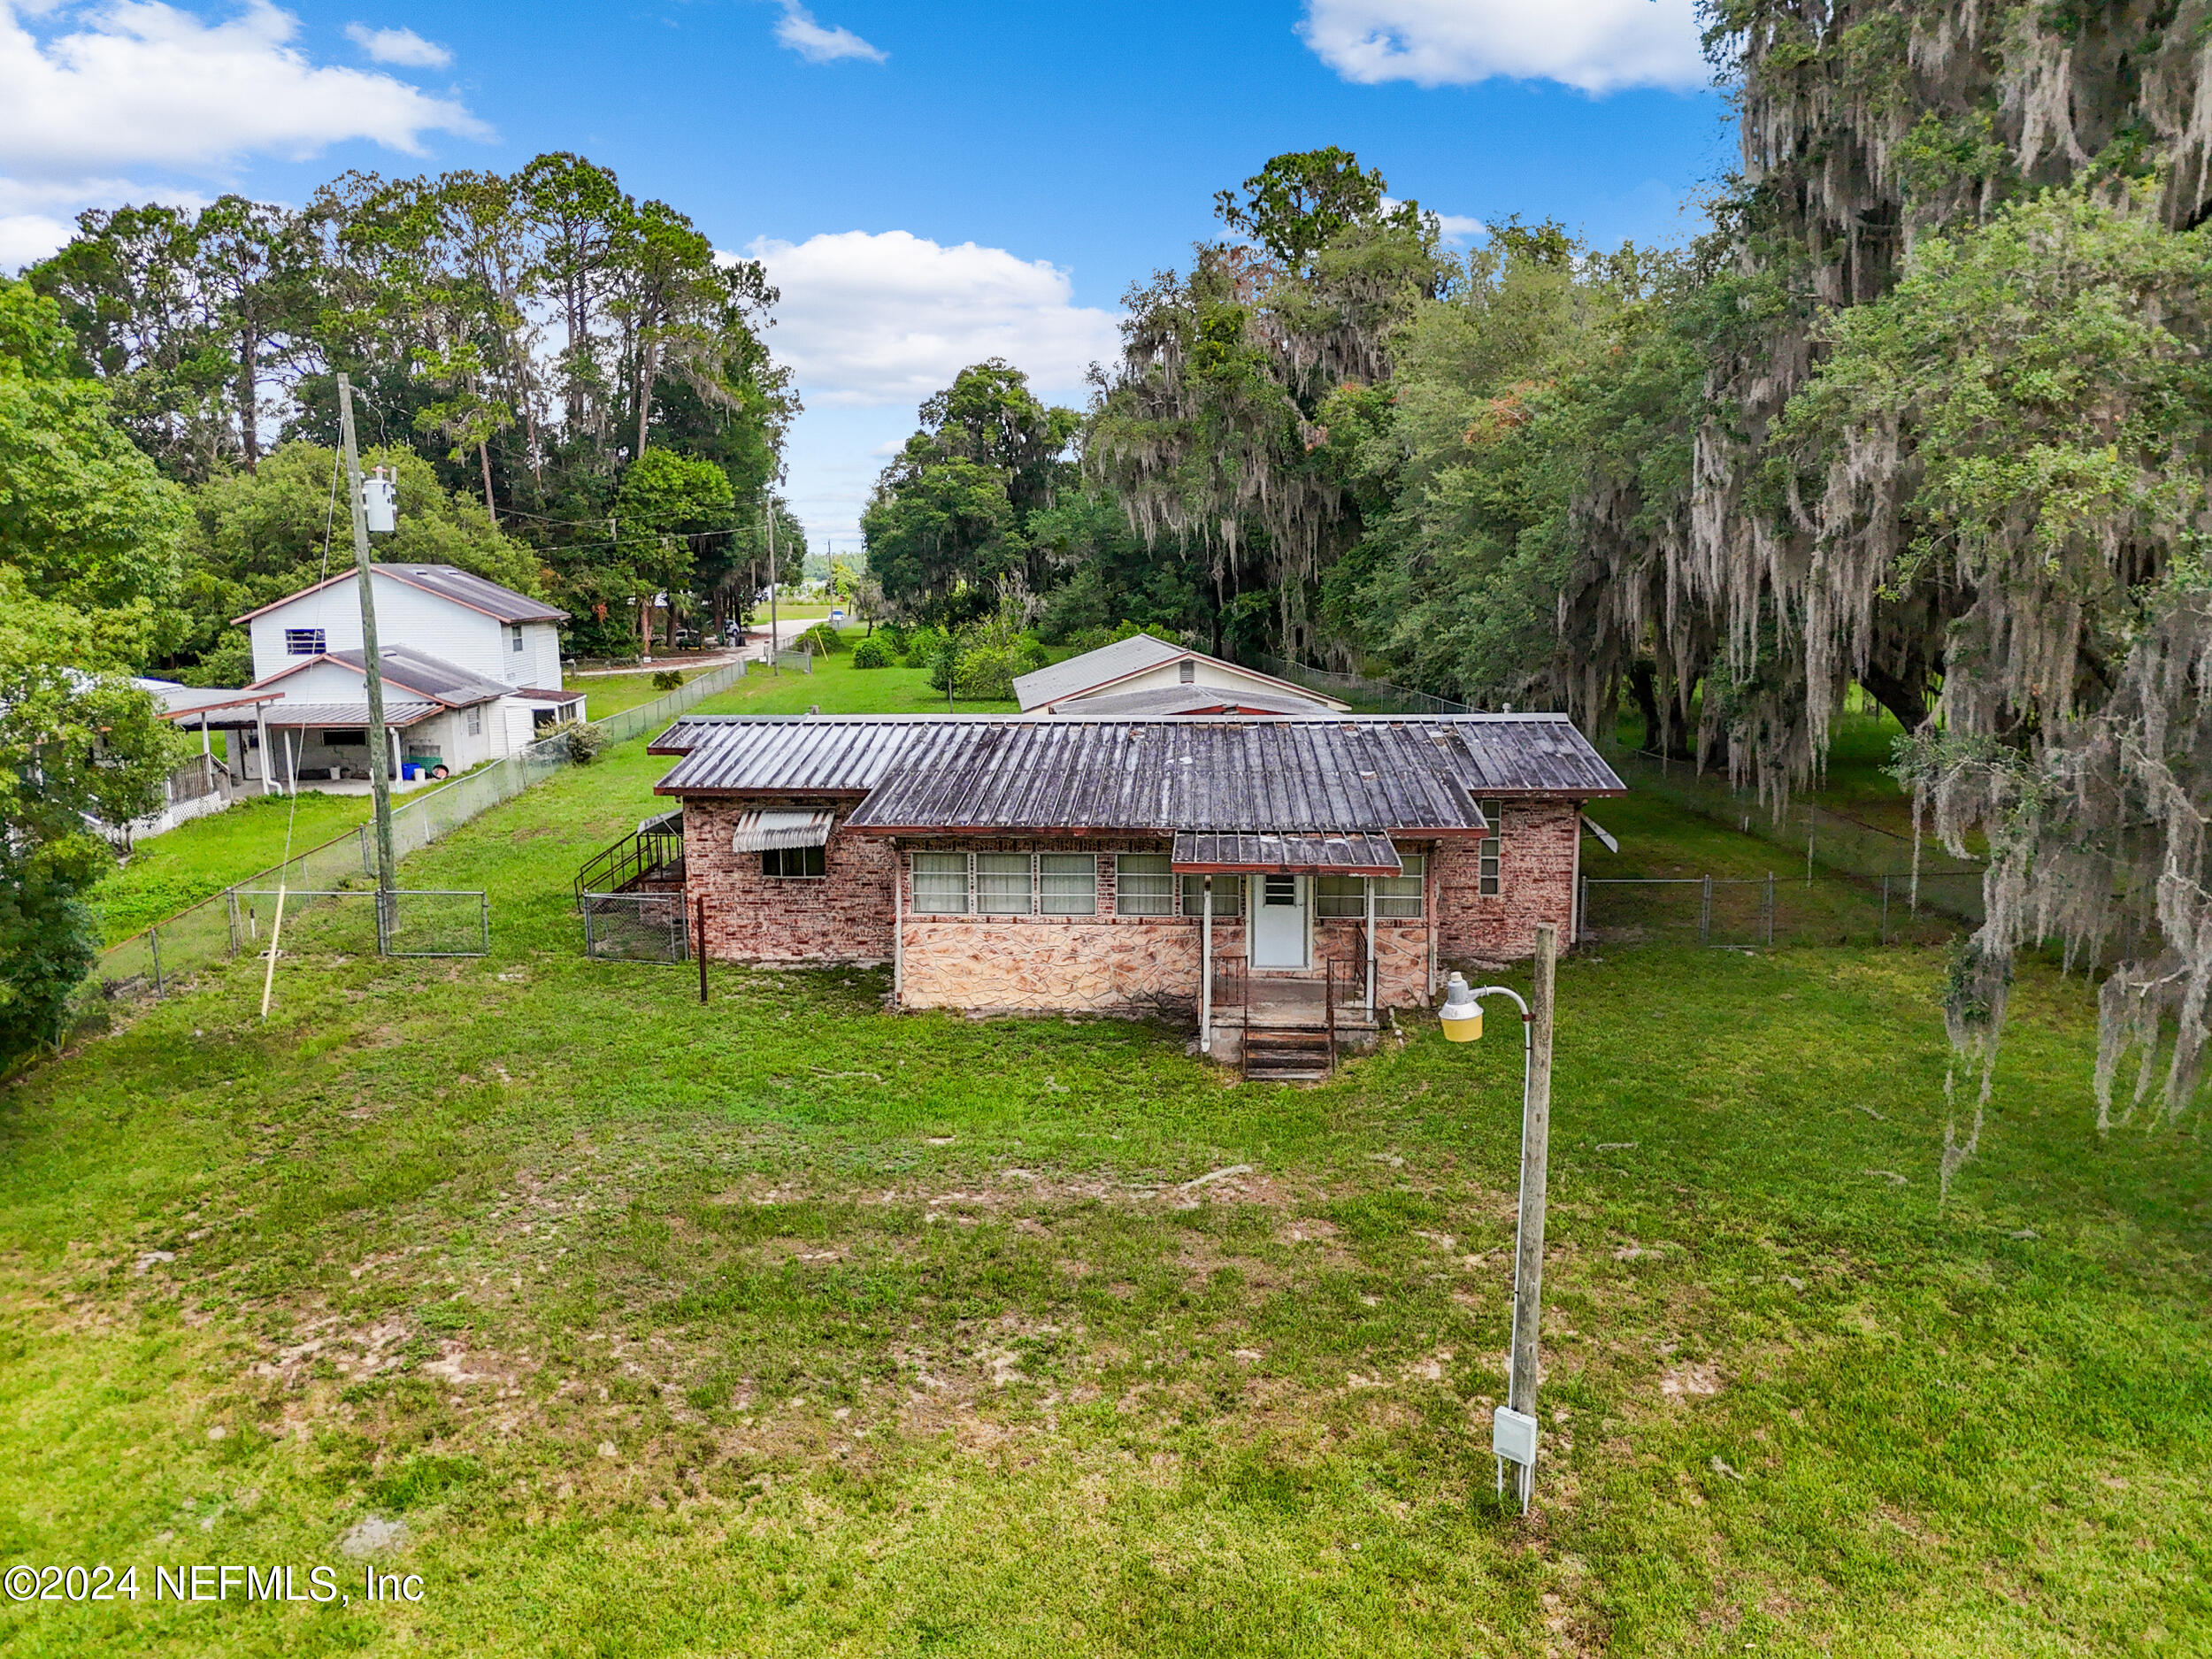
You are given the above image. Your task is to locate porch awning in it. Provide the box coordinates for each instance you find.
[729,809,834,853]
[1171,830,1402,875]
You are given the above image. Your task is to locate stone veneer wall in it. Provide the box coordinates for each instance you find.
[1432,800,1580,964]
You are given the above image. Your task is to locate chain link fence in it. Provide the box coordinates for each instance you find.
[581,892,690,963]
[91,659,749,1008]
[1236,651,1474,715]
[1580,871,1988,949]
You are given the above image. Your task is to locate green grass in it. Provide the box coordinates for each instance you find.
[90,793,375,945]
[4,717,2206,1655]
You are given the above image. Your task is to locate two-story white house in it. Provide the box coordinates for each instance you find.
[231,565,583,788]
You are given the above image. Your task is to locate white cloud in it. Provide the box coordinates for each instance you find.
[742,229,1120,411]
[0,1,488,180]
[344,21,449,68]
[1432,211,1484,242]
[772,2,884,65]
[1300,0,1706,95]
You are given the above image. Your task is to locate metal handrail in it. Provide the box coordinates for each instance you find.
[572,820,686,908]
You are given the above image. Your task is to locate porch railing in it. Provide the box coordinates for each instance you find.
[573,810,686,909]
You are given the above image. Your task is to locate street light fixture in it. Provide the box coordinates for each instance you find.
[1438,920,1558,1514]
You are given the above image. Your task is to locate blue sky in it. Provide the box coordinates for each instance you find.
[0,0,1732,543]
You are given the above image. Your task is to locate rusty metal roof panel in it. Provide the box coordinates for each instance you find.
[651,713,1623,825]
[1171,831,1403,873]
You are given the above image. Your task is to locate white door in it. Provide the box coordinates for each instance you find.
[1251,873,1309,968]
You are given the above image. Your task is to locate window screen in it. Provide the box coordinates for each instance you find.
[284,627,325,656]
[911,852,968,913]
[1039,854,1097,916]
[1377,853,1425,918]
[1114,854,1172,916]
[976,853,1032,914]
[1479,803,1502,896]
[1180,874,1242,918]
[763,845,826,879]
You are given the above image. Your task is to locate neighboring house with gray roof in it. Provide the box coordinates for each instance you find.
[1012,633,1347,714]
[213,565,584,790]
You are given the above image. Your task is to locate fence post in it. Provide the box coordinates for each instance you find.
[1700,875,1712,947]
[1806,810,1815,887]
[149,926,163,997]
[1764,872,1775,946]
[695,895,709,1004]
[480,892,491,955]
[227,888,242,956]
[1880,875,1889,945]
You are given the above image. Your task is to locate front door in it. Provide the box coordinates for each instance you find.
[1250,872,1309,968]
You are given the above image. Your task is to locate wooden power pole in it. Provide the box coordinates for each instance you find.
[337,373,397,920]
[767,503,779,676]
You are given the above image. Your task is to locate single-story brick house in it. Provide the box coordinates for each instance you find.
[641,713,1624,1064]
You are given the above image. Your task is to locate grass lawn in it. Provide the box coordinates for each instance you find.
[90,793,375,946]
[4,714,2205,1655]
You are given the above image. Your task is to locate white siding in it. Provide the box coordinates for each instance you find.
[249,572,505,684]
[519,621,563,688]
[1071,658,1325,703]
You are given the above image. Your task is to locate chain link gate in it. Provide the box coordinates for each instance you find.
[581,891,691,963]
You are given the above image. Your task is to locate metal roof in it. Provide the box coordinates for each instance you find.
[233,564,567,626]
[261,700,441,727]
[650,714,1623,833]
[729,809,835,852]
[1171,831,1405,873]
[1049,684,1333,717]
[1012,634,1185,710]
[324,648,512,707]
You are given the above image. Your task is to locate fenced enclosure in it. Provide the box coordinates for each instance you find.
[1235,650,1472,715]
[92,659,750,1010]
[581,892,690,964]
[1579,871,1987,949]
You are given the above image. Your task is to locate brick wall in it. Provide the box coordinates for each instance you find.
[685,796,895,965]
[1432,800,1580,965]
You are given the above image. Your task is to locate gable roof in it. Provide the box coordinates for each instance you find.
[1012,634,1351,713]
[232,564,566,626]
[649,713,1623,834]
[248,646,513,709]
[1048,684,1334,717]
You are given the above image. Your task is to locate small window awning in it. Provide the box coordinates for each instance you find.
[1171,830,1402,874]
[729,809,834,853]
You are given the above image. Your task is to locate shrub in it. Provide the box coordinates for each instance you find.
[850,633,894,668]
[952,644,1019,701]
[548,719,607,764]
[795,622,847,656]
[902,626,948,672]
[651,669,684,691]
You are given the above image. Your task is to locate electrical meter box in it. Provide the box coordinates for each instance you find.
[362,469,398,534]
[1492,1405,1539,1468]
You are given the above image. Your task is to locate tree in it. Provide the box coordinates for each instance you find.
[0,279,188,1056]
[614,448,735,649]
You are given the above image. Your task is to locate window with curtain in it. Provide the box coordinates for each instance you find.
[1479,803,1503,896]
[1114,854,1173,916]
[1316,875,1366,918]
[1039,854,1097,915]
[911,852,968,913]
[1179,874,1243,917]
[1377,853,1425,917]
[976,853,1032,914]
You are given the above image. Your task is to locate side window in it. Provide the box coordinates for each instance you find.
[1179,659,1195,683]
[1479,801,1503,896]
[1114,854,1173,916]
[763,846,826,879]
[1315,875,1365,918]
[975,853,1032,915]
[1180,874,1242,917]
[510,624,526,654]
[466,707,483,736]
[1376,854,1425,918]
[284,627,325,656]
[1039,854,1097,916]
[911,852,968,913]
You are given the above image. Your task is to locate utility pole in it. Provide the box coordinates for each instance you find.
[1506,923,1557,1511]
[337,373,396,923]
[767,502,779,677]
